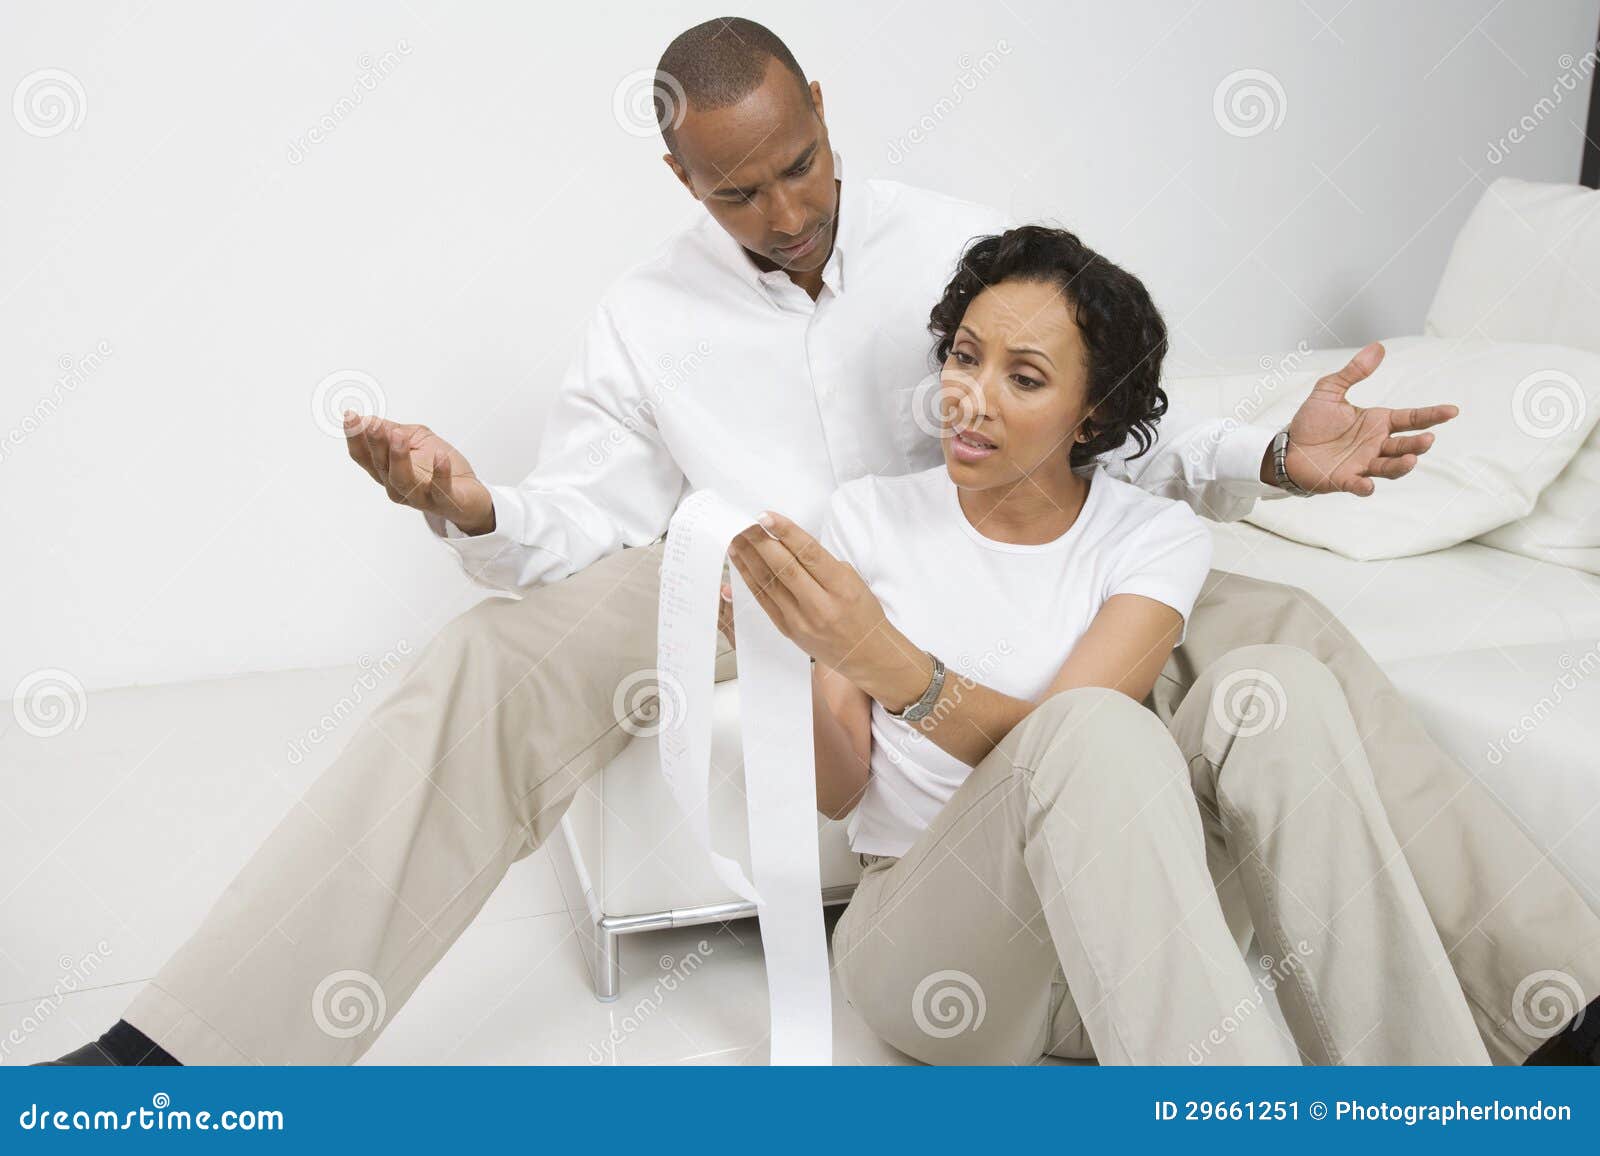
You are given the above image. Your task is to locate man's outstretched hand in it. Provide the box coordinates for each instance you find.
[1273,342,1459,497]
[342,412,496,536]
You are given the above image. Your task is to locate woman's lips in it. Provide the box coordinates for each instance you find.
[950,429,998,463]
[774,226,824,259]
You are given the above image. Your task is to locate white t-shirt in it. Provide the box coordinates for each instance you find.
[818,464,1214,857]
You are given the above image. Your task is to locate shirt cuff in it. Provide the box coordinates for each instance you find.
[1215,422,1289,500]
[422,484,526,559]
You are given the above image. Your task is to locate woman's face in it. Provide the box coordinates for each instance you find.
[938,279,1092,485]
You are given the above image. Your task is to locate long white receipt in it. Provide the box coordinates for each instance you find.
[657,490,832,1064]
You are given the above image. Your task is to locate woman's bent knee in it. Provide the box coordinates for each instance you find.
[1022,686,1174,757]
[1009,686,1185,799]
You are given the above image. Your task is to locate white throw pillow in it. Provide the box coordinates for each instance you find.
[1234,337,1600,560]
[1474,428,1600,574]
[1424,179,1600,355]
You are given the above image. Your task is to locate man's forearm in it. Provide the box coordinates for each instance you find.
[1105,405,1284,521]
[450,484,497,537]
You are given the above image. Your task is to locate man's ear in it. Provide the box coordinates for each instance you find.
[809,80,825,125]
[663,152,695,197]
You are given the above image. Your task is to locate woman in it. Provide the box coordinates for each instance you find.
[725,225,1490,1066]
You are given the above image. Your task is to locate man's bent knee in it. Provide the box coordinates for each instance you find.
[1202,643,1343,737]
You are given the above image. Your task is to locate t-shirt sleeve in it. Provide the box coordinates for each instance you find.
[819,480,877,586]
[1103,501,1214,645]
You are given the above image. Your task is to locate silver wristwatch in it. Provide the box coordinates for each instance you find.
[1270,425,1316,497]
[884,652,946,722]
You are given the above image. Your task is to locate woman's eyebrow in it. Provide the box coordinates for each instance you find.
[1009,344,1056,368]
[958,324,1056,368]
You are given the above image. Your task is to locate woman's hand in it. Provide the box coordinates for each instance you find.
[726,511,923,700]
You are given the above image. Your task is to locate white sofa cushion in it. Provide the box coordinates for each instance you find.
[1424,178,1600,354]
[1474,430,1600,574]
[1385,641,1600,907]
[1207,520,1600,665]
[1202,336,1600,560]
[1419,178,1600,573]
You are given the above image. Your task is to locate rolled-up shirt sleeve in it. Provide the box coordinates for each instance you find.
[1099,398,1285,523]
[423,301,686,593]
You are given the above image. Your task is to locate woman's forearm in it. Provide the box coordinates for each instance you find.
[846,596,1183,769]
[851,629,1035,768]
[812,664,872,819]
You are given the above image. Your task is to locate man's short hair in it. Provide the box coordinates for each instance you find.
[655,17,810,154]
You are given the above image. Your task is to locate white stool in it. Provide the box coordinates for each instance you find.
[549,678,864,1000]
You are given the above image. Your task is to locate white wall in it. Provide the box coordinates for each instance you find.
[4,0,1598,693]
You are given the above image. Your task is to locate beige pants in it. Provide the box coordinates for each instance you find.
[123,541,1600,1064]
[832,650,1489,1065]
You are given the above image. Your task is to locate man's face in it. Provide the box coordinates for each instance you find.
[665,59,838,274]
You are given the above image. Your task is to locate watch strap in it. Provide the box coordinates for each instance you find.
[1271,425,1316,497]
[885,653,946,722]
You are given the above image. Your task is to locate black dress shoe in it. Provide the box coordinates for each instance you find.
[33,1020,180,1066]
[34,1040,120,1065]
[1523,996,1600,1065]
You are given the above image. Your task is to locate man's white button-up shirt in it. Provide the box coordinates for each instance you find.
[426,159,1280,592]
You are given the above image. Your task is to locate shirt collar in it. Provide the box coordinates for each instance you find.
[706,149,864,299]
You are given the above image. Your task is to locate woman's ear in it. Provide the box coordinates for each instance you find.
[1075,406,1097,444]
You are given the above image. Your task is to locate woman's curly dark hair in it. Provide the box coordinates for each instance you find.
[928,225,1169,468]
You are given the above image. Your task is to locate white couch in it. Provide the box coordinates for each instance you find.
[552,177,1600,1000]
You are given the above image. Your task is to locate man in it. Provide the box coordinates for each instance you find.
[51,17,1598,1065]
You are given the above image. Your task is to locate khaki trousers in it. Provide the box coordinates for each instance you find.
[832,649,1489,1065]
[123,543,1600,1064]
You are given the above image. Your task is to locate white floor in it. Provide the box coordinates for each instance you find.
[0,663,1030,1066]
[0,850,912,1066]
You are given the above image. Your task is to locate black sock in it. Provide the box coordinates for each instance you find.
[1523,996,1600,1065]
[99,1020,181,1066]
